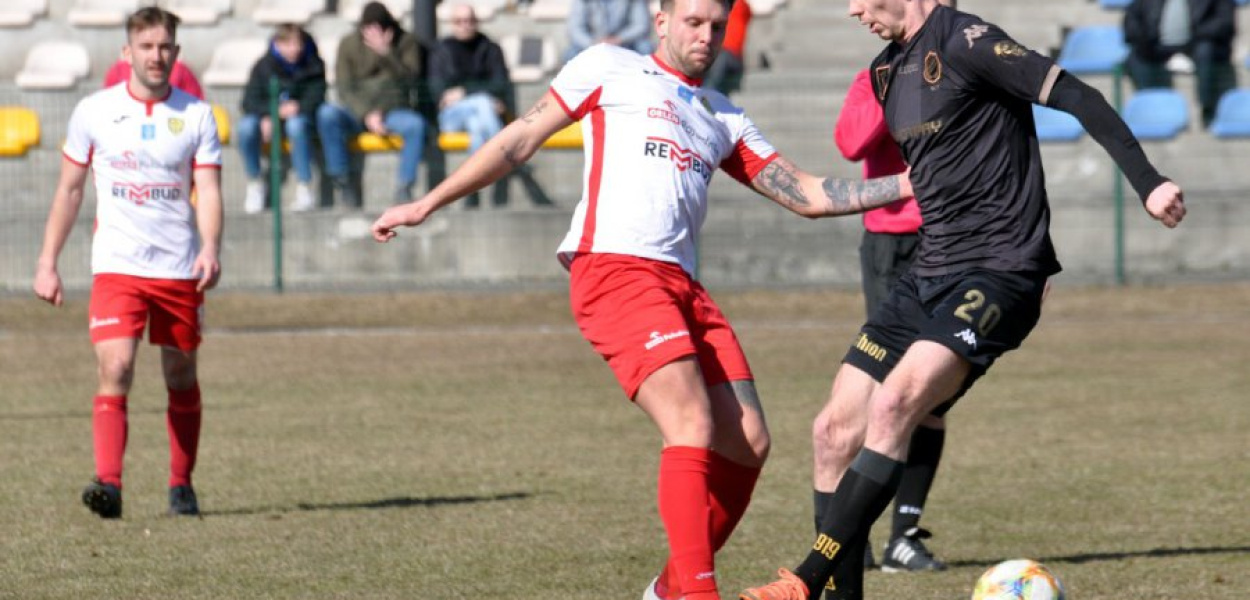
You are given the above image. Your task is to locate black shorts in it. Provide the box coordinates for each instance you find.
[859,231,919,316]
[842,269,1048,412]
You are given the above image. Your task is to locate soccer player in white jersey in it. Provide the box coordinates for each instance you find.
[371,0,909,597]
[33,7,223,520]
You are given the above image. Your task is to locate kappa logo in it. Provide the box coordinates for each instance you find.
[644,329,690,350]
[963,23,990,48]
[954,328,978,348]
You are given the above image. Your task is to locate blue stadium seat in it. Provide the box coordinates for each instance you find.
[1057,25,1129,74]
[1122,88,1189,140]
[1032,104,1084,142]
[1209,89,1250,138]
[1098,0,1132,8]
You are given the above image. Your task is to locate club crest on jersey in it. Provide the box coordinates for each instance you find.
[874,65,891,101]
[964,23,989,48]
[644,136,713,181]
[167,118,184,135]
[141,123,156,140]
[924,51,943,85]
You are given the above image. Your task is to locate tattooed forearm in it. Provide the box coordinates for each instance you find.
[821,175,903,215]
[757,160,809,209]
[520,99,549,123]
[500,144,524,168]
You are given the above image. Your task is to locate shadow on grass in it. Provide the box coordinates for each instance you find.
[207,491,532,516]
[948,544,1250,569]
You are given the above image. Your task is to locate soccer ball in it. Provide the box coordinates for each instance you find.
[971,559,1066,600]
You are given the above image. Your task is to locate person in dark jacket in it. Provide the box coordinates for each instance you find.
[238,23,327,213]
[317,1,426,207]
[1123,0,1237,128]
[430,4,512,154]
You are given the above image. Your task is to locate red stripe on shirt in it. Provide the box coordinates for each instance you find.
[577,106,607,254]
[720,139,777,187]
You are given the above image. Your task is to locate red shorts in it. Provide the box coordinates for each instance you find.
[89,273,204,351]
[569,253,753,399]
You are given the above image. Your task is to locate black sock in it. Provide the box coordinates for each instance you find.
[814,491,868,600]
[794,449,903,596]
[891,425,945,540]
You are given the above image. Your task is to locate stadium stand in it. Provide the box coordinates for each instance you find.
[525,0,571,21]
[1056,24,1129,74]
[202,37,268,87]
[1032,104,1085,142]
[436,0,508,21]
[318,34,341,84]
[160,0,233,26]
[499,33,559,84]
[337,0,410,23]
[67,0,140,27]
[15,40,91,90]
[1122,88,1189,140]
[0,106,40,157]
[252,0,324,25]
[1209,88,1250,138]
[0,0,48,28]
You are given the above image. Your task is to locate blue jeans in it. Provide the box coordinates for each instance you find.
[438,93,503,152]
[316,103,426,188]
[236,113,314,183]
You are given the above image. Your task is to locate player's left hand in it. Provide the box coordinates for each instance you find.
[193,250,221,292]
[1144,181,1185,228]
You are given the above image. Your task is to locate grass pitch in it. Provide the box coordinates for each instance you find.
[1,284,1247,599]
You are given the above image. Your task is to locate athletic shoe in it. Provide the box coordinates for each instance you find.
[740,568,809,600]
[244,180,265,214]
[168,485,200,516]
[81,479,122,519]
[881,527,946,572]
[291,182,316,212]
[642,576,685,600]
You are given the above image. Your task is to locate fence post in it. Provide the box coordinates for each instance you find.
[1112,64,1125,286]
[268,77,285,292]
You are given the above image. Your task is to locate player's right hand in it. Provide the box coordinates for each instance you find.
[371,202,430,243]
[33,268,63,306]
[1144,181,1185,228]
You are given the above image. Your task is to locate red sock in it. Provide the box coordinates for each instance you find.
[658,446,718,600]
[659,451,761,599]
[92,395,128,488]
[167,385,201,488]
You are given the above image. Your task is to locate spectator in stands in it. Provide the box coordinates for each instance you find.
[564,0,655,63]
[318,1,427,207]
[104,55,203,99]
[702,0,751,96]
[430,3,514,209]
[238,24,327,214]
[1123,0,1238,128]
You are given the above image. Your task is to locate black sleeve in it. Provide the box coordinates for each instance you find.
[240,61,269,116]
[1045,71,1169,202]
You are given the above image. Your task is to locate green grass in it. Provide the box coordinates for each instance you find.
[1,284,1248,599]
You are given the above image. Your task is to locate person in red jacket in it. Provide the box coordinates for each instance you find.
[827,0,959,583]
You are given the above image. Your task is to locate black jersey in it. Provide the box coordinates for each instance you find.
[869,6,1063,277]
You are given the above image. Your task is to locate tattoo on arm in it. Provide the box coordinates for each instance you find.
[520,99,549,124]
[821,175,902,215]
[500,144,524,168]
[756,160,809,209]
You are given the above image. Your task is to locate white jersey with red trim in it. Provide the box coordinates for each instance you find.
[63,83,221,279]
[550,44,778,277]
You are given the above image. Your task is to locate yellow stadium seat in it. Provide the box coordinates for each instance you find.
[0,106,40,157]
[212,104,231,145]
[350,122,582,154]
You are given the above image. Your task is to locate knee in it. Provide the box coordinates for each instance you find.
[162,355,197,389]
[285,116,311,140]
[97,355,135,389]
[812,409,862,463]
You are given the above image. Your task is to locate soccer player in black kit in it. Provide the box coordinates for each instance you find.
[741,2,1186,600]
